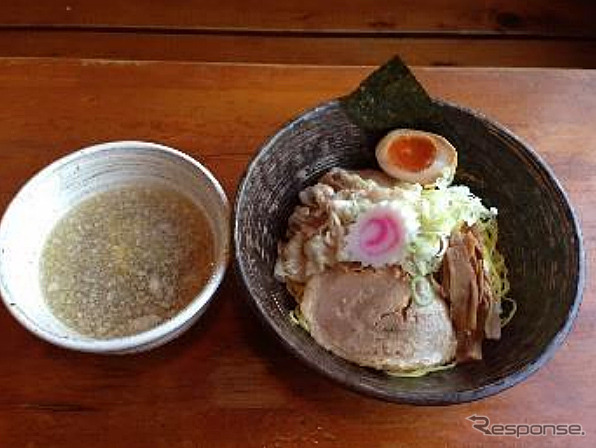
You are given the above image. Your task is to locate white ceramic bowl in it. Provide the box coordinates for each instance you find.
[0,141,230,354]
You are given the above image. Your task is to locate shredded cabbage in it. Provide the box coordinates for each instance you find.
[400,184,496,276]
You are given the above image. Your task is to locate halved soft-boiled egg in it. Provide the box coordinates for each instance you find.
[375,129,457,186]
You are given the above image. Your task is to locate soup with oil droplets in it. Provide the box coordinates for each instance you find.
[40,185,215,338]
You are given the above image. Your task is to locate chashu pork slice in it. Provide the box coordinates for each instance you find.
[300,267,456,372]
[442,227,502,363]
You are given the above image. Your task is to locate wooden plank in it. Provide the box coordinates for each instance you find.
[1,30,596,68]
[0,59,594,447]
[1,0,595,37]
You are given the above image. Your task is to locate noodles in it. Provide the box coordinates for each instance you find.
[289,306,309,332]
[476,217,517,328]
[387,362,457,378]
[500,297,518,328]
[278,165,515,376]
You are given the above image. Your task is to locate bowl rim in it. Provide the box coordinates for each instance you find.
[0,140,230,354]
[233,98,585,405]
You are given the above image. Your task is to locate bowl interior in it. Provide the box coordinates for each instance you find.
[0,141,229,353]
[234,100,583,404]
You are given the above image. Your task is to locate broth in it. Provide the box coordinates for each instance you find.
[40,185,215,338]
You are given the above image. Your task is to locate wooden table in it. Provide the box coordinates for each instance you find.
[1,0,596,67]
[0,59,594,447]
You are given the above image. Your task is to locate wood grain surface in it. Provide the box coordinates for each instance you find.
[1,0,596,67]
[2,0,595,36]
[0,59,594,447]
[1,31,596,68]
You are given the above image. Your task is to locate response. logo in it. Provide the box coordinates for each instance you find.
[467,415,586,439]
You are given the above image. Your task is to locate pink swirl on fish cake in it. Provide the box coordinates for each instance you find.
[346,205,409,267]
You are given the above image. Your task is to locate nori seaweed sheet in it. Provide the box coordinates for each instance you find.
[340,56,449,136]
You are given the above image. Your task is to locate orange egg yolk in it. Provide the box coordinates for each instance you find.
[387,135,437,172]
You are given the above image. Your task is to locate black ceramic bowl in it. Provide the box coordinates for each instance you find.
[234,99,584,405]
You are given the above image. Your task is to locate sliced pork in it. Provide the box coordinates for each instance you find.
[301,266,456,372]
[442,226,501,362]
